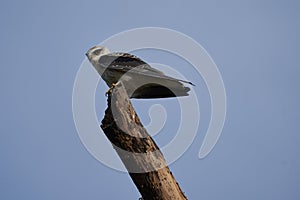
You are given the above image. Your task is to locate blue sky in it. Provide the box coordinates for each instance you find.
[1,0,299,199]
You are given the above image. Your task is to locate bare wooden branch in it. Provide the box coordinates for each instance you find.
[101,84,187,200]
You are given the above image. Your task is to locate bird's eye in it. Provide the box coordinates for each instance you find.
[93,49,102,55]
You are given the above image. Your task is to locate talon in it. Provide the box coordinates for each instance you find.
[105,83,118,96]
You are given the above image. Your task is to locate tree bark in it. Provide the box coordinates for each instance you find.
[101,84,187,200]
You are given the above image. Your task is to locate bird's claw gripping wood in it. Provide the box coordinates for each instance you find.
[105,83,118,96]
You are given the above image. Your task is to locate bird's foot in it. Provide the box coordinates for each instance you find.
[105,83,118,96]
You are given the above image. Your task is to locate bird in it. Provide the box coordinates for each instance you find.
[86,46,194,99]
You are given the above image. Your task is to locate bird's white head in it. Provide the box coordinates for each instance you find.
[85,46,110,65]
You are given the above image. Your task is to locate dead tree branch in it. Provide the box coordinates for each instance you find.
[100,84,187,200]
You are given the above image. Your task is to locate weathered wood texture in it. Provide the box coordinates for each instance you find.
[101,84,187,200]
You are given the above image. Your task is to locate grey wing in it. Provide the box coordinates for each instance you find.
[99,52,194,98]
[99,52,194,86]
[128,65,195,86]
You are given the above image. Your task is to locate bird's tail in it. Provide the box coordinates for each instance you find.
[131,84,190,99]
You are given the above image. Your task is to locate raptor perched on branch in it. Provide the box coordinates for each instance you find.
[86,46,194,98]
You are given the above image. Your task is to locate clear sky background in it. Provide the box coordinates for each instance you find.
[1,0,299,199]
